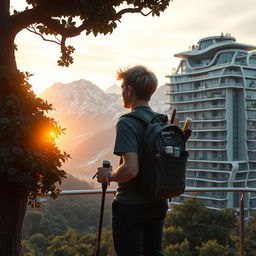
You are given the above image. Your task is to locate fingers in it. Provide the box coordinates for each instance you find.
[96,167,110,183]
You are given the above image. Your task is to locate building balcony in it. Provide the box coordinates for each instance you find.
[246,107,256,111]
[186,175,229,182]
[247,119,256,123]
[167,63,239,78]
[183,117,225,122]
[167,96,226,104]
[220,82,244,87]
[188,138,227,143]
[247,180,256,187]
[187,168,231,174]
[188,192,228,200]
[246,95,256,100]
[247,176,256,181]
[191,125,226,129]
[191,128,226,132]
[247,137,256,141]
[168,66,241,84]
[248,173,256,179]
[223,70,242,76]
[189,137,227,142]
[180,194,228,210]
[177,106,225,113]
[188,159,231,163]
[246,103,256,108]
[169,82,243,95]
[234,178,249,182]
[187,174,229,182]
[245,86,256,90]
[187,147,226,151]
[169,85,221,94]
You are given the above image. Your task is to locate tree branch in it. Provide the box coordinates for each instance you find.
[10,6,88,40]
[140,10,153,16]
[60,36,66,53]
[115,7,143,20]
[10,7,42,34]
[41,17,88,38]
[11,5,154,40]
[26,25,61,45]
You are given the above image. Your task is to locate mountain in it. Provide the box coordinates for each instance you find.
[105,84,121,95]
[40,79,169,183]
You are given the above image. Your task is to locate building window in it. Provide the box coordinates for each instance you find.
[216,52,234,64]
[212,111,218,117]
[212,132,217,137]
[181,61,187,73]
[212,151,218,158]
[249,55,256,66]
[234,52,247,65]
[212,163,218,168]
[199,40,214,50]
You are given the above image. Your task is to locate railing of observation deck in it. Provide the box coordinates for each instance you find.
[40,187,256,256]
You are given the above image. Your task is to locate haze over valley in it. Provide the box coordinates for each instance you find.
[40,80,168,185]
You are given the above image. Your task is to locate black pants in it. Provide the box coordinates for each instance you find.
[112,200,168,256]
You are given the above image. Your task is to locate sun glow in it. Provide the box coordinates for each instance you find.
[28,74,58,95]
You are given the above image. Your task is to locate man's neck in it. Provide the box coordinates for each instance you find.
[131,100,149,109]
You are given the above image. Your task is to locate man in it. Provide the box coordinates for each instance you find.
[97,65,168,256]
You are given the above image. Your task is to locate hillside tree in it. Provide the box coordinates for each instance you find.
[0,0,171,255]
[164,197,237,255]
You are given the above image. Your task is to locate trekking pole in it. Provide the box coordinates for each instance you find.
[170,108,176,124]
[95,160,111,256]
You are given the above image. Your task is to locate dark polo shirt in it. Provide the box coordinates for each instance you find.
[113,106,166,205]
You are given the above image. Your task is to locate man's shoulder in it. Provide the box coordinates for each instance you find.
[120,107,159,122]
[116,116,138,134]
[117,115,135,126]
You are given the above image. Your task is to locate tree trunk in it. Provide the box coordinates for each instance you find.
[0,176,28,256]
[0,0,17,70]
[0,31,17,70]
[0,2,25,254]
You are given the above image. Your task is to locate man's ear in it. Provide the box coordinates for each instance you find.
[127,85,134,97]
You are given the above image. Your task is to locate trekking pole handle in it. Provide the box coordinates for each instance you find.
[102,160,111,190]
[92,160,111,181]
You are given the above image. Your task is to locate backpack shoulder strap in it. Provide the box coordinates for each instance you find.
[120,111,151,126]
[120,111,168,126]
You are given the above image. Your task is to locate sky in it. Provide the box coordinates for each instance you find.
[12,0,256,94]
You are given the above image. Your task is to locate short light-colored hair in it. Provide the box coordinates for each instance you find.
[117,65,158,101]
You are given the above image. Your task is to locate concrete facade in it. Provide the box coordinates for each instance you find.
[166,35,256,215]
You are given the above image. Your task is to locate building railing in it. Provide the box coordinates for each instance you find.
[165,95,226,103]
[40,187,256,256]
[169,84,244,94]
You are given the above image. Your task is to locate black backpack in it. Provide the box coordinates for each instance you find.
[122,111,189,200]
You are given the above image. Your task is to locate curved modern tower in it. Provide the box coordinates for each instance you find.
[166,35,256,215]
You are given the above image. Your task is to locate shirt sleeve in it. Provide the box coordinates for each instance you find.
[113,118,138,156]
